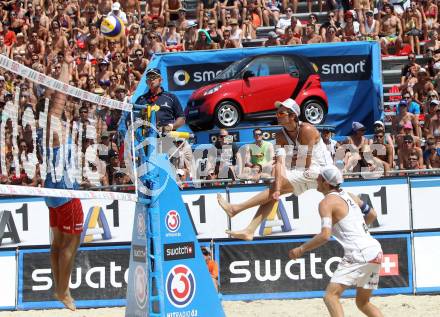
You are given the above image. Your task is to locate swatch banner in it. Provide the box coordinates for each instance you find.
[135,42,383,135]
[18,246,129,309]
[218,235,411,300]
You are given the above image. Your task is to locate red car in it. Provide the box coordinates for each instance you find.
[185,54,328,130]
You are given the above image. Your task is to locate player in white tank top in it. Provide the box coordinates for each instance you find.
[289,165,384,317]
[217,98,334,240]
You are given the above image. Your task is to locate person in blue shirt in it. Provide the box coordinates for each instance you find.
[399,93,421,115]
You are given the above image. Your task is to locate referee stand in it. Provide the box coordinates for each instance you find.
[125,105,225,316]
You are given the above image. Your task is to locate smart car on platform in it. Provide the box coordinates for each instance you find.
[185,54,328,130]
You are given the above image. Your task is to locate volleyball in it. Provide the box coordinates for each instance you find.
[100,15,125,39]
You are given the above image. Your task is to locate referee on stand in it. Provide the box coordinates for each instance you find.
[135,68,186,133]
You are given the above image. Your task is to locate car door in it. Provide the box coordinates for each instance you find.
[242,56,299,115]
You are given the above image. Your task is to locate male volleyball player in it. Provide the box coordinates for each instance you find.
[44,69,84,310]
[289,165,384,317]
[217,98,333,240]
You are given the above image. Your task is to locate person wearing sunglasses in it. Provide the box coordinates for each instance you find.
[132,48,148,81]
[217,98,333,241]
[244,128,274,175]
[398,135,424,170]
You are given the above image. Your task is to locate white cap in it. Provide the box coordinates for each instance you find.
[373,120,385,128]
[320,165,343,187]
[419,67,428,74]
[275,98,300,116]
[112,2,121,10]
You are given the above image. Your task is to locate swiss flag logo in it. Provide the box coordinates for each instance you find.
[380,254,399,276]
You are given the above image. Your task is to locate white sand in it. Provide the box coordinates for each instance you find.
[1,295,439,317]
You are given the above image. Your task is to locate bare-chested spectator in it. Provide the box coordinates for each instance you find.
[262,0,281,25]
[423,99,439,137]
[132,48,148,81]
[84,4,101,26]
[49,21,69,55]
[33,4,50,30]
[10,32,26,59]
[283,25,301,44]
[371,127,394,170]
[379,4,402,55]
[146,0,164,23]
[302,24,322,44]
[164,0,183,24]
[121,0,142,21]
[398,135,424,169]
[413,67,431,105]
[53,3,72,34]
[220,28,239,49]
[28,17,48,43]
[325,25,341,42]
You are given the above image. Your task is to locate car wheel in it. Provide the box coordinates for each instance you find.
[301,99,327,125]
[214,101,241,128]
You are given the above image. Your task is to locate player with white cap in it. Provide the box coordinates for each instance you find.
[289,165,383,317]
[217,98,333,240]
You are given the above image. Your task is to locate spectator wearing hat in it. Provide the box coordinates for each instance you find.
[392,100,421,137]
[182,20,198,50]
[135,68,185,133]
[109,2,127,25]
[398,134,424,170]
[264,31,281,46]
[345,121,370,150]
[176,7,189,31]
[303,23,322,44]
[341,11,360,41]
[229,18,243,47]
[10,32,26,59]
[379,4,402,55]
[360,10,380,40]
[371,120,395,149]
[423,99,440,136]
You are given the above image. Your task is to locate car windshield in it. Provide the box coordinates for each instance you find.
[214,58,251,81]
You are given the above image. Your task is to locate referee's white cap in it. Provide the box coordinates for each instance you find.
[320,165,343,187]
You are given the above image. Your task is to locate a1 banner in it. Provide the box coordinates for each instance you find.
[228,179,411,239]
[219,235,412,300]
[18,246,130,309]
[0,198,135,248]
[410,177,440,230]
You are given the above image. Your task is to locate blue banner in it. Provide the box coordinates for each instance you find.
[134,42,383,136]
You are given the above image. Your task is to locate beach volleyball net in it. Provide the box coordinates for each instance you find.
[0,54,137,201]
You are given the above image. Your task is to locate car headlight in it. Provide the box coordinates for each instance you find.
[203,85,222,96]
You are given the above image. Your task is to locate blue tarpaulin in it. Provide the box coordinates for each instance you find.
[132,42,383,136]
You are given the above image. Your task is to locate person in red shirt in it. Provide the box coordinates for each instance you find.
[202,247,219,291]
[2,21,16,47]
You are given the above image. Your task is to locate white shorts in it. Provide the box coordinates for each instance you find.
[284,166,321,196]
[331,258,381,289]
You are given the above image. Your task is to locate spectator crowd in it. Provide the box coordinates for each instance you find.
[1,0,440,189]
